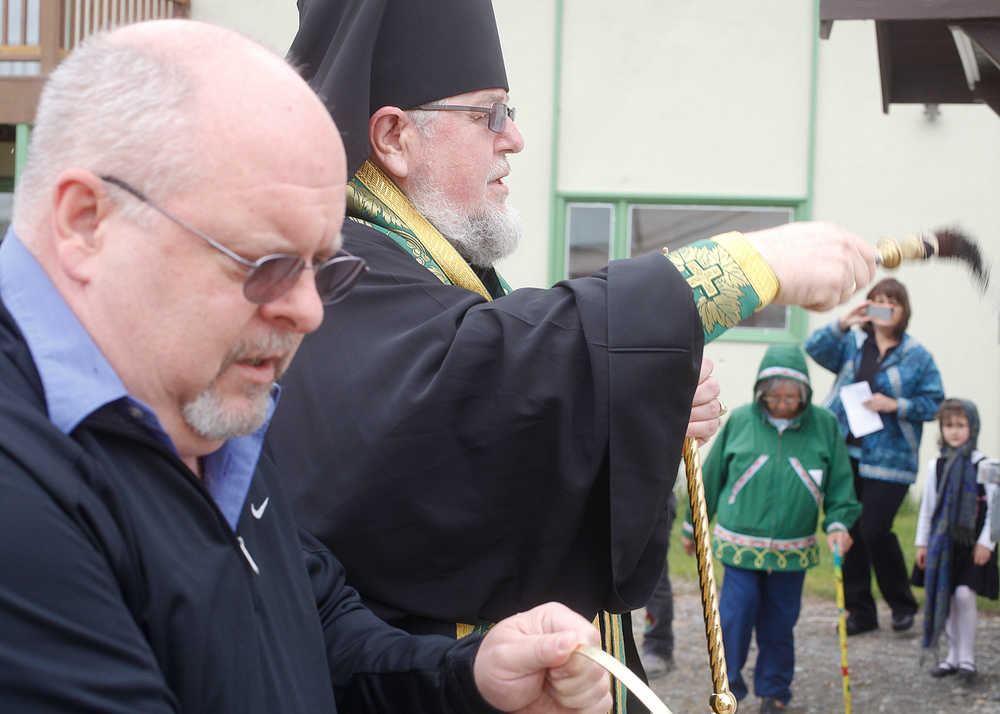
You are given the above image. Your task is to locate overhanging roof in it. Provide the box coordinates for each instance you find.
[820,0,1000,117]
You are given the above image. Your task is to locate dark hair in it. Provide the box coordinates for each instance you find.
[863,277,910,339]
[936,398,970,447]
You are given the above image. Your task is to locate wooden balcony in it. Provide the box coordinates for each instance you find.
[1,0,190,124]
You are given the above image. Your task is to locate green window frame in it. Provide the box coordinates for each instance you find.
[0,124,28,236]
[551,194,809,344]
[14,124,30,185]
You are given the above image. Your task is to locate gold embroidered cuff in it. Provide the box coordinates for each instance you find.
[714,231,780,311]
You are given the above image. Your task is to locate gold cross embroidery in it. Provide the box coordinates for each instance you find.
[687,259,723,298]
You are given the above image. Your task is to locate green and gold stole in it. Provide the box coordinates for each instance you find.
[348,160,629,713]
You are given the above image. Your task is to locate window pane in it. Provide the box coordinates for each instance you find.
[0,194,11,237]
[0,125,13,237]
[630,205,793,329]
[566,203,613,279]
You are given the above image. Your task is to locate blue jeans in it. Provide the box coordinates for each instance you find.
[719,565,806,704]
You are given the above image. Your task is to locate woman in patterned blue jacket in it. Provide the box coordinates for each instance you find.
[805,278,943,637]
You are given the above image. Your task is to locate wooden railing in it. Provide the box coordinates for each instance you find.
[1,0,190,123]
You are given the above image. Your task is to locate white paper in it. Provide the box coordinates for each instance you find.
[839,381,883,438]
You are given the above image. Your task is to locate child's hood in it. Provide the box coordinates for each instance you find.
[950,398,981,450]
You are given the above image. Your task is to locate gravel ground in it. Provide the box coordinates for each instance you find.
[633,579,1000,713]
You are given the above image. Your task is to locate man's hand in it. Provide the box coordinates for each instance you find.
[745,222,876,311]
[916,546,927,569]
[863,393,898,413]
[827,530,852,556]
[682,536,696,556]
[473,602,612,714]
[687,357,723,444]
[974,544,992,566]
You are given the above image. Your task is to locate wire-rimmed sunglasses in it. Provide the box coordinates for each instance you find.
[415,101,516,133]
[100,176,367,306]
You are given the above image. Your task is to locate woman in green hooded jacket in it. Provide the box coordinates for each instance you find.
[682,344,860,713]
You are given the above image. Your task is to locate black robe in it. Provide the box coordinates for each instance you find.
[267,219,703,630]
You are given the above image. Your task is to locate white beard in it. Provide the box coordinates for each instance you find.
[408,162,524,268]
[181,331,299,441]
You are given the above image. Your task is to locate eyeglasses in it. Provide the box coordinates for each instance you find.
[762,396,801,406]
[101,176,366,305]
[416,101,516,133]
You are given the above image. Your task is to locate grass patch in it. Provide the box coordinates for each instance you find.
[669,495,1000,614]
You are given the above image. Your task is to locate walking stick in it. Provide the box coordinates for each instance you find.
[833,542,852,714]
[682,437,738,714]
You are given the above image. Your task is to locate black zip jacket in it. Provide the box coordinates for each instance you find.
[0,298,499,713]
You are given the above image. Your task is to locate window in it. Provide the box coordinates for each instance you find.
[0,1,41,77]
[566,203,613,279]
[559,198,806,342]
[0,124,15,237]
[0,193,11,236]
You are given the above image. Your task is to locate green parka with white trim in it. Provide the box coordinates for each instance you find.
[683,344,861,571]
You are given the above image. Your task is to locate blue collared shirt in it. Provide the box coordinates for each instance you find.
[0,228,271,530]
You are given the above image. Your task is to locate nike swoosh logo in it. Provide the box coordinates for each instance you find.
[251,497,269,520]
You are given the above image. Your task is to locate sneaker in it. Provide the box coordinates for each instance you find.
[759,696,786,713]
[929,663,957,678]
[891,611,915,632]
[639,650,674,678]
[844,616,878,636]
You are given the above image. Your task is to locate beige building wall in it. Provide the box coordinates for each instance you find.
[198,1,999,469]
[189,1,298,54]
[557,0,813,196]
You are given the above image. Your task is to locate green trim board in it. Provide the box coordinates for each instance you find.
[611,196,628,260]
[550,190,567,284]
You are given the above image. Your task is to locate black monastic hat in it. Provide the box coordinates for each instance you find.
[290,0,509,175]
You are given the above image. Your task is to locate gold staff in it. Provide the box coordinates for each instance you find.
[683,436,738,714]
